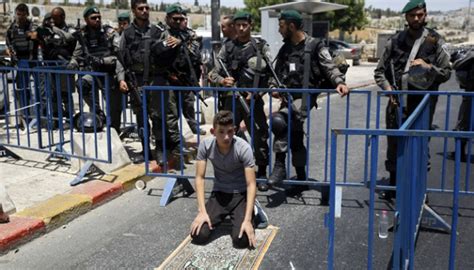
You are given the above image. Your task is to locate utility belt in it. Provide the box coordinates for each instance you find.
[130,63,157,74]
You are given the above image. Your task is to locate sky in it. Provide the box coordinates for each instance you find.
[155,0,470,11]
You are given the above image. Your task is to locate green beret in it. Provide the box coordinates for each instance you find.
[166,4,185,15]
[402,0,426,13]
[279,9,302,23]
[233,11,252,22]
[43,12,52,20]
[83,6,100,18]
[118,12,130,21]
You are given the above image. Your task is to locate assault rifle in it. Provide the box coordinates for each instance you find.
[175,32,208,107]
[216,57,261,131]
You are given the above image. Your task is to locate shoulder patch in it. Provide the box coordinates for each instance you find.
[320,48,332,61]
[441,43,450,57]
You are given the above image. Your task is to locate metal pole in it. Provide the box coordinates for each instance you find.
[467,0,472,32]
[210,0,221,54]
[115,0,119,20]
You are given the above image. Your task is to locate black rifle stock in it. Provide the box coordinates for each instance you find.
[216,58,251,115]
[178,33,208,107]
[216,57,261,131]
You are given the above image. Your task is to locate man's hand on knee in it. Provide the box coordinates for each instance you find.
[239,220,256,248]
[190,212,212,236]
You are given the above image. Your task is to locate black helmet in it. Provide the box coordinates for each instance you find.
[451,48,474,89]
[73,112,104,133]
[407,64,435,90]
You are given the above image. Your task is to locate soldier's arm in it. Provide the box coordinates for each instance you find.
[374,39,393,91]
[67,40,81,69]
[208,46,227,85]
[430,39,452,84]
[151,30,178,58]
[5,27,14,57]
[317,46,345,87]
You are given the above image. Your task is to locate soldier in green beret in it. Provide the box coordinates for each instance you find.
[117,12,130,34]
[374,0,451,200]
[68,5,127,134]
[164,3,206,136]
[267,9,348,196]
[209,10,271,192]
[119,0,188,164]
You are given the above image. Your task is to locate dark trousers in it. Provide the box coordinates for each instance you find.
[220,95,269,166]
[191,191,255,248]
[76,74,123,134]
[386,95,438,184]
[174,90,198,133]
[272,106,307,167]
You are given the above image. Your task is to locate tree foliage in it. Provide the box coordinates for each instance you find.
[314,0,368,38]
[244,0,367,34]
[244,0,285,32]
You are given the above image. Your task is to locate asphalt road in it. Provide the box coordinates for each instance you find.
[1,76,473,269]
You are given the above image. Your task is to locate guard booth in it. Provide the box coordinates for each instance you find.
[259,0,347,58]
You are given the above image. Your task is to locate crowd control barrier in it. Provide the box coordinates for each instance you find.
[141,85,372,206]
[0,62,115,185]
[327,90,474,269]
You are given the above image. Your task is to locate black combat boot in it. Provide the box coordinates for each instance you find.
[268,154,287,186]
[379,171,396,201]
[155,141,164,166]
[256,165,269,192]
[286,166,309,197]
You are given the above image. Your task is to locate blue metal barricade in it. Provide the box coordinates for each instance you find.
[327,90,474,269]
[141,85,372,205]
[0,63,115,185]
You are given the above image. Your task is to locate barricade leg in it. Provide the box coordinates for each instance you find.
[70,160,101,186]
[160,177,195,207]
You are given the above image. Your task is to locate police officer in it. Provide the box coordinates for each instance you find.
[37,7,77,124]
[451,48,474,162]
[120,0,186,164]
[117,12,130,35]
[374,0,451,200]
[6,3,39,126]
[210,11,271,191]
[208,15,237,85]
[165,4,204,136]
[68,6,127,134]
[267,10,349,194]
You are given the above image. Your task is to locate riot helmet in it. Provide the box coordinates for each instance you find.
[407,64,435,89]
[73,112,104,133]
[451,48,474,89]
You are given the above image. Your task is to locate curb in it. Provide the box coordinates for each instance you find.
[0,162,161,254]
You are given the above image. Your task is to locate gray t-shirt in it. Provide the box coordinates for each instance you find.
[196,136,255,193]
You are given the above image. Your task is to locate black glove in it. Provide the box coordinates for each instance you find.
[88,56,104,69]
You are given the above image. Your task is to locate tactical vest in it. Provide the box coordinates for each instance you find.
[123,23,162,73]
[388,28,441,90]
[276,37,323,89]
[9,21,35,58]
[44,25,76,60]
[82,26,114,59]
[224,37,268,88]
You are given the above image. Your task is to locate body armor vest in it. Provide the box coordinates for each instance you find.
[276,37,323,89]
[123,23,162,73]
[224,37,268,88]
[388,28,440,90]
[82,27,113,58]
[9,21,35,57]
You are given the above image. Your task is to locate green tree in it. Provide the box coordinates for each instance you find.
[244,0,285,32]
[314,0,368,40]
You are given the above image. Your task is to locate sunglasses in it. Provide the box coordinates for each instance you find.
[172,17,185,22]
[89,15,101,20]
[137,6,150,11]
